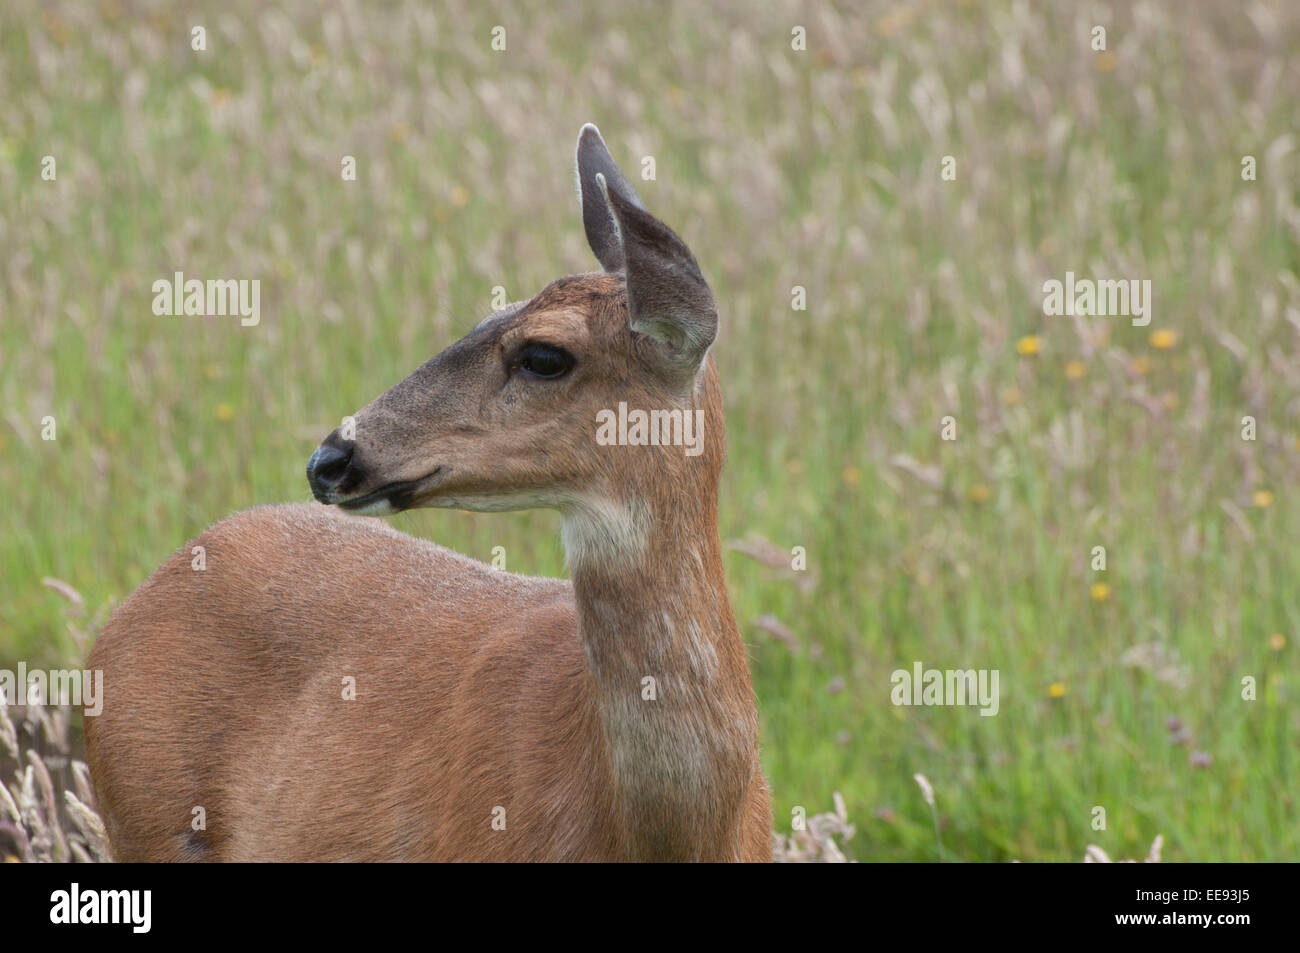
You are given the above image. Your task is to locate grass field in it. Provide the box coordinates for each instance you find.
[2,0,1297,861]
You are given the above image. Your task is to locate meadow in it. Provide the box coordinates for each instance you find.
[1,0,1297,861]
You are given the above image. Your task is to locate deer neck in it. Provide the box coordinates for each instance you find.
[562,489,759,861]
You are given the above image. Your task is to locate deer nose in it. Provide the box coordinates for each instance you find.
[307,440,355,502]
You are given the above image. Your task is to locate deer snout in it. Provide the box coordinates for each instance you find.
[307,436,357,503]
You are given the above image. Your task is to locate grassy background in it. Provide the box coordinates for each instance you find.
[2,0,1297,861]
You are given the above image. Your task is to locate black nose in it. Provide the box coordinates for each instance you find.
[307,441,355,502]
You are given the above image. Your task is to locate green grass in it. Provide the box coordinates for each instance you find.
[2,0,1297,861]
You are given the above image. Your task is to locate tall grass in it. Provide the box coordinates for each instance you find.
[1,0,1297,860]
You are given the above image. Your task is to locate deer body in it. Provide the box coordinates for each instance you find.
[85,126,772,861]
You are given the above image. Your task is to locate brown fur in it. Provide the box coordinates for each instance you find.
[86,504,770,861]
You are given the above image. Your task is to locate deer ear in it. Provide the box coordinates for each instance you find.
[576,123,645,273]
[595,172,717,380]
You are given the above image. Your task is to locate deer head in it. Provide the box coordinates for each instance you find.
[306,125,725,564]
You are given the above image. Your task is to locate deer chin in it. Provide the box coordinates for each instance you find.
[338,470,577,517]
[335,467,445,515]
[411,487,572,514]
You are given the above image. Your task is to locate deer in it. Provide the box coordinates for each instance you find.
[84,125,773,862]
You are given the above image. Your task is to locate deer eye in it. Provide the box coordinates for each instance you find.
[518,342,574,380]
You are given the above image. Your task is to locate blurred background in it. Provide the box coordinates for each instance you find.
[1,0,1296,860]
